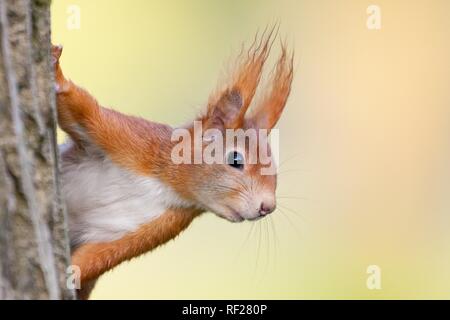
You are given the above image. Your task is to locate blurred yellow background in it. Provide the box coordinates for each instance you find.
[51,0,450,299]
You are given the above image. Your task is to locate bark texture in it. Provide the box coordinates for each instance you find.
[0,0,74,299]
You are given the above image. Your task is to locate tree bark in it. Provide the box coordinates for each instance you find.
[0,0,74,299]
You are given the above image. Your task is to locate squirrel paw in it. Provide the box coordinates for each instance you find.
[51,44,68,93]
[51,44,63,65]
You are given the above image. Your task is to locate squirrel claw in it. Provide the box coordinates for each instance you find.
[51,44,63,64]
[51,44,68,93]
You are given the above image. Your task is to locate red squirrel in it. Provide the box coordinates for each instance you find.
[52,30,293,299]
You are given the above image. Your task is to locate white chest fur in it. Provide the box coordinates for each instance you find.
[61,147,192,247]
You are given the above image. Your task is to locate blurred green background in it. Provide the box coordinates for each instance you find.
[52,0,450,299]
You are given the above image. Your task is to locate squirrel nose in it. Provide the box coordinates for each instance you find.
[259,202,275,216]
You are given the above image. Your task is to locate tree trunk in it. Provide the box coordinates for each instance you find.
[0,0,74,299]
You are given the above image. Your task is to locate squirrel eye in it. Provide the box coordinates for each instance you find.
[227,151,244,170]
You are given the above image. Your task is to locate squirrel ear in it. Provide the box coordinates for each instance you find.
[246,44,294,131]
[204,90,243,130]
[204,26,278,131]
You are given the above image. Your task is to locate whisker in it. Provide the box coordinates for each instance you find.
[277,153,303,170]
[277,195,308,200]
[215,184,251,203]
[233,221,256,264]
[268,215,278,273]
[277,169,306,176]
[276,207,303,238]
[253,221,263,284]
[278,202,309,223]
[263,218,270,280]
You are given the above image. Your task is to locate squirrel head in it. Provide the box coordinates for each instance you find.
[163,28,294,222]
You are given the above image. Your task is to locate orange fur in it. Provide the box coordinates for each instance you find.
[72,208,201,285]
[248,43,294,130]
[54,47,171,178]
[205,26,278,129]
[52,29,294,299]
[56,83,172,176]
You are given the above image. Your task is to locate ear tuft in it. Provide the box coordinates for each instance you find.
[247,40,294,130]
[202,26,293,131]
[205,25,279,129]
